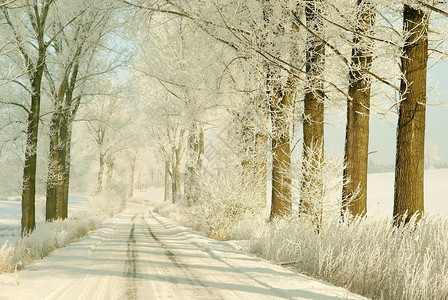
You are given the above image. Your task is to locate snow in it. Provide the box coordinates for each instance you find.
[0,199,366,299]
[0,169,447,299]
[368,168,448,217]
[0,195,91,247]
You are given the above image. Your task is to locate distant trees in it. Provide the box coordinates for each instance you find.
[82,93,133,196]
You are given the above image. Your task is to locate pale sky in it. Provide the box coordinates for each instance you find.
[325,61,448,165]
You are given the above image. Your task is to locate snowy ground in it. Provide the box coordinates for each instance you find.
[0,194,90,247]
[0,200,366,300]
[0,169,446,299]
[367,168,448,216]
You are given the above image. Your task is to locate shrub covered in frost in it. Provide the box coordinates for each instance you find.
[181,166,266,240]
[254,214,448,300]
[0,218,96,273]
[89,189,125,218]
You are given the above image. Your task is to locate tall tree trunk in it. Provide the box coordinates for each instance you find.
[185,123,204,205]
[255,131,268,196]
[394,5,429,225]
[59,63,80,218]
[171,147,182,204]
[55,116,68,219]
[61,122,73,217]
[342,0,375,217]
[164,160,171,202]
[301,0,326,227]
[3,0,51,235]
[129,152,137,198]
[45,122,59,221]
[269,86,293,220]
[22,89,42,234]
[46,75,68,221]
[96,153,105,195]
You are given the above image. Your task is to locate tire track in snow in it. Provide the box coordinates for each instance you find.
[124,214,138,300]
[142,213,224,300]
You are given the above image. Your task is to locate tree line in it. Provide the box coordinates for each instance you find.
[126,0,447,227]
[0,0,446,236]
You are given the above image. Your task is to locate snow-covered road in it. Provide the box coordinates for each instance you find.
[0,202,366,300]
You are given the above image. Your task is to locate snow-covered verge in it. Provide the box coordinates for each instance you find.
[0,217,96,273]
[255,215,448,300]
[0,192,124,274]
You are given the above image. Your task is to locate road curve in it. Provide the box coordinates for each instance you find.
[0,202,366,300]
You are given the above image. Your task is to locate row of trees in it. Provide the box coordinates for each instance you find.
[0,0,130,234]
[127,0,447,226]
[1,0,444,235]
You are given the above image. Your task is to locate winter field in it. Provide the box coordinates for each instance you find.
[0,169,446,299]
[367,168,448,217]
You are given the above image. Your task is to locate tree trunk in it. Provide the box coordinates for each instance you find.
[45,121,59,221]
[106,157,114,184]
[185,123,204,205]
[269,87,293,220]
[47,85,66,220]
[255,131,268,194]
[129,152,137,198]
[164,160,171,202]
[21,92,41,234]
[96,153,105,195]
[61,124,72,219]
[394,5,428,225]
[22,58,46,234]
[171,147,182,204]
[300,0,326,226]
[59,62,80,218]
[342,0,375,217]
[55,116,68,219]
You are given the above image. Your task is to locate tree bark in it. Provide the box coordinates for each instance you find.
[184,123,204,205]
[171,147,182,204]
[96,153,105,195]
[164,159,171,202]
[56,116,68,219]
[394,5,428,225]
[342,0,375,217]
[301,0,326,226]
[22,83,42,234]
[269,87,293,220]
[59,63,81,218]
[45,119,59,221]
[129,152,137,198]
[46,73,69,220]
